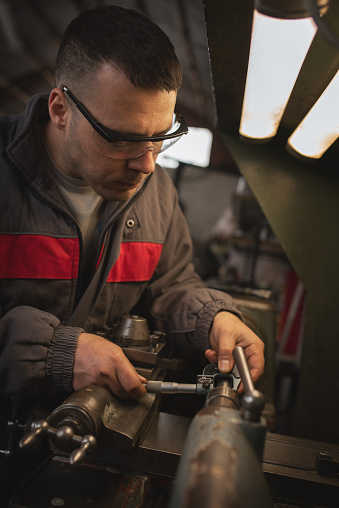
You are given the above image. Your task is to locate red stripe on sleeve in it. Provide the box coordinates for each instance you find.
[0,234,80,279]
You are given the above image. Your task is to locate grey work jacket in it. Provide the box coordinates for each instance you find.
[0,94,241,398]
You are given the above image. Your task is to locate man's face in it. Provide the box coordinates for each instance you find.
[61,65,177,201]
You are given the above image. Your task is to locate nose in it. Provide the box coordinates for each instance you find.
[127,148,156,174]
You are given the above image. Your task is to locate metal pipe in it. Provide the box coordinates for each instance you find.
[169,389,272,508]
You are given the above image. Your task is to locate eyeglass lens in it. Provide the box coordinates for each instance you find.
[93,114,183,159]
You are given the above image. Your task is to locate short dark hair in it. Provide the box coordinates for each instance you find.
[55,5,182,93]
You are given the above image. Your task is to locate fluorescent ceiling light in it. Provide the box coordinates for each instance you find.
[239,10,317,142]
[287,70,339,159]
[157,127,213,168]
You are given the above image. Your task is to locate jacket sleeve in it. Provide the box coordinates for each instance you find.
[0,305,83,397]
[139,186,242,354]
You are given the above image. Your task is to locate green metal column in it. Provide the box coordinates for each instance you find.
[222,136,339,443]
[204,0,339,443]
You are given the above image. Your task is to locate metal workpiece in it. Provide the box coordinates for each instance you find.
[204,377,240,410]
[169,405,272,508]
[202,370,265,461]
[168,349,271,508]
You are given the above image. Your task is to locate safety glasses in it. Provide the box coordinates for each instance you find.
[62,86,188,159]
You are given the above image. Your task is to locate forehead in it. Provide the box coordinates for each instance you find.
[86,64,177,133]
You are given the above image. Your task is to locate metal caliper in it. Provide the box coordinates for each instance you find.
[145,362,241,395]
[145,346,265,423]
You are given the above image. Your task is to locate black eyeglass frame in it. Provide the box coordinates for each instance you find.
[62,86,188,144]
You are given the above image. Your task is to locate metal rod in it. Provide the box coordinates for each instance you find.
[233,346,254,393]
[145,381,197,394]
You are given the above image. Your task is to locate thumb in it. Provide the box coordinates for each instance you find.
[218,354,234,374]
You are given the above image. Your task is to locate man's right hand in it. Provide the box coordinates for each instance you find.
[73,332,147,399]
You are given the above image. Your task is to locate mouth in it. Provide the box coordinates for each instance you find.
[116,180,142,189]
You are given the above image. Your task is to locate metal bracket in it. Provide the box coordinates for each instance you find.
[316,452,339,479]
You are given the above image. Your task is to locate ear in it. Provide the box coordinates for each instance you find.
[48,88,68,130]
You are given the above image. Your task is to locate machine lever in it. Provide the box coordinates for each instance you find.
[19,386,112,465]
[19,418,97,465]
[19,420,49,448]
[233,346,255,393]
[69,434,97,465]
[233,346,265,422]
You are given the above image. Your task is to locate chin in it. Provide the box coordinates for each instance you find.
[97,186,138,202]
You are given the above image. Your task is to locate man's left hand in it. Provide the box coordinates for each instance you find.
[205,311,265,386]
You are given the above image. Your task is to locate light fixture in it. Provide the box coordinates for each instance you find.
[287,70,339,159]
[239,0,329,143]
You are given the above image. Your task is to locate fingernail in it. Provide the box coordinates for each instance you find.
[219,360,230,372]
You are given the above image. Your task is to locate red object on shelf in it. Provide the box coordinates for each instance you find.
[277,269,306,359]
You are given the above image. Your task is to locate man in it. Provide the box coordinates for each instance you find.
[0,6,264,407]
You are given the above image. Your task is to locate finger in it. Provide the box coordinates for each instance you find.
[105,368,130,400]
[209,313,239,373]
[204,349,217,364]
[248,362,265,384]
[108,376,146,400]
[216,342,235,373]
[237,365,263,394]
[237,381,244,394]
[238,343,265,384]
[116,362,147,399]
